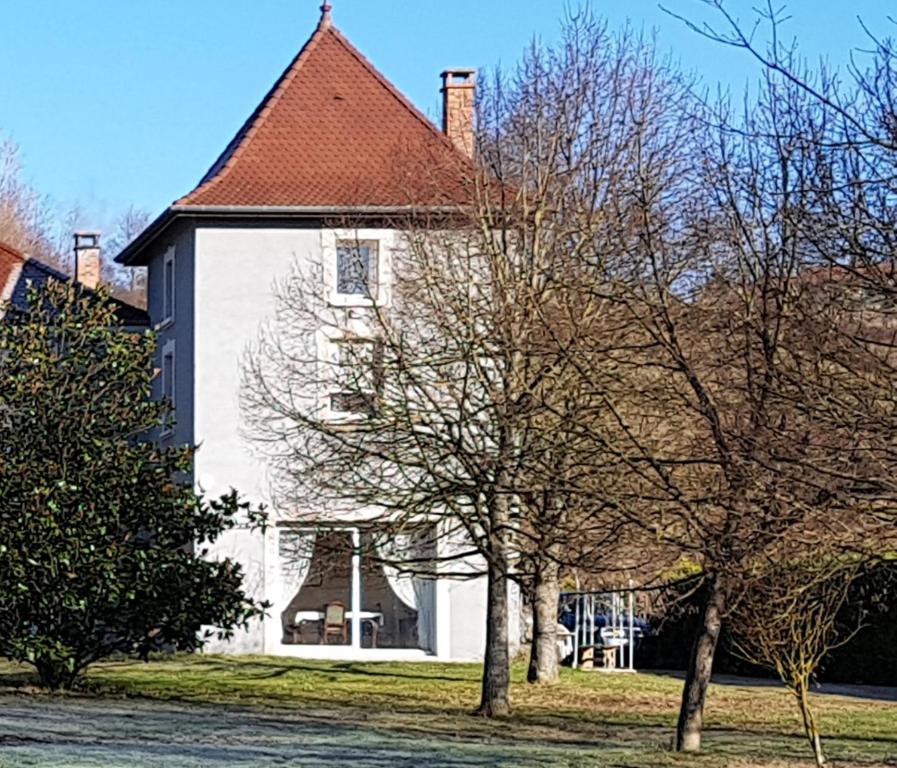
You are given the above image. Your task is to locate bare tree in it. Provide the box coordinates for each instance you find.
[473,13,699,686]
[244,217,542,715]
[616,7,897,750]
[104,205,151,307]
[0,134,149,306]
[243,10,696,709]
[584,60,897,751]
[664,1,897,303]
[730,552,865,768]
[0,135,60,265]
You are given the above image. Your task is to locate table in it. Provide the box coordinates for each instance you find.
[294,610,324,623]
[348,610,384,625]
[290,610,384,646]
[578,644,619,671]
[292,610,384,624]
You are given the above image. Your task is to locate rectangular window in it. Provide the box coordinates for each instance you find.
[280,529,353,646]
[161,340,176,433]
[279,527,434,652]
[162,246,176,325]
[329,339,382,415]
[336,240,378,298]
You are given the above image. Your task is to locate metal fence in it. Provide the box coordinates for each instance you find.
[559,589,647,670]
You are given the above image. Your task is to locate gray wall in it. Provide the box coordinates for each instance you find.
[145,219,196,456]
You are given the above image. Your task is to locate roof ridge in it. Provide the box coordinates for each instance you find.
[325,25,463,156]
[24,256,70,283]
[0,240,27,263]
[176,19,332,206]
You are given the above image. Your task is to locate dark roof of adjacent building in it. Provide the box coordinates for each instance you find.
[0,240,150,327]
[117,7,473,265]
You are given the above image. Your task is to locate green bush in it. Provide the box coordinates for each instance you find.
[0,282,267,689]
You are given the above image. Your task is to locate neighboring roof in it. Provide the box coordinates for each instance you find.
[0,240,150,327]
[800,262,897,287]
[0,241,26,303]
[118,8,473,265]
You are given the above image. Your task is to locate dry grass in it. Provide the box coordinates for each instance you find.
[0,656,895,767]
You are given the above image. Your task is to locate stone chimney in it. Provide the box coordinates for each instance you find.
[73,232,101,290]
[441,68,476,157]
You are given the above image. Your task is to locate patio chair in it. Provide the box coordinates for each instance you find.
[288,619,317,645]
[322,601,348,644]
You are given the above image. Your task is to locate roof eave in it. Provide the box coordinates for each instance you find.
[115,208,180,266]
[170,203,463,215]
[116,203,466,266]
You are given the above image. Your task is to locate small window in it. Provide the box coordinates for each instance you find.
[329,339,382,415]
[329,391,373,414]
[162,246,176,325]
[161,340,176,433]
[336,240,378,298]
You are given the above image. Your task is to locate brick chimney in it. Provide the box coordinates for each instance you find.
[441,68,476,157]
[73,232,101,290]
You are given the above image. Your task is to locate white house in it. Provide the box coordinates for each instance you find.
[117,4,521,661]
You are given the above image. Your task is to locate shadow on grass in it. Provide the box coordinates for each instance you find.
[118,656,477,684]
[2,690,653,756]
[3,661,895,764]
[8,693,890,768]
[0,667,665,752]
[232,658,472,682]
[0,695,618,768]
[0,666,39,689]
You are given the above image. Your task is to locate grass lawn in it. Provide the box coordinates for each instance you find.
[0,656,895,767]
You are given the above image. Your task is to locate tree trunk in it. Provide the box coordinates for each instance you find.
[527,558,560,684]
[35,659,75,691]
[477,549,511,717]
[675,576,726,752]
[796,680,826,767]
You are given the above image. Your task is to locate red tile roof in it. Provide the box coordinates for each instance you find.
[177,14,472,209]
[0,241,26,299]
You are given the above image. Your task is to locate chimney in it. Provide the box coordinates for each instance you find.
[73,232,101,290]
[441,68,476,157]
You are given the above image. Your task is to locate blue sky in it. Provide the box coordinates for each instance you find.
[0,1,893,232]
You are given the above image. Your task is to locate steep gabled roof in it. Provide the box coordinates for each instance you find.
[176,12,470,210]
[117,9,475,266]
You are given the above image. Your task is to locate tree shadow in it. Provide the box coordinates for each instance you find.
[126,656,475,684]
[0,695,606,768]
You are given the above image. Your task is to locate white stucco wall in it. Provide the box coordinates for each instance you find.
[139,220,504,659]
[193,225,323,652]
